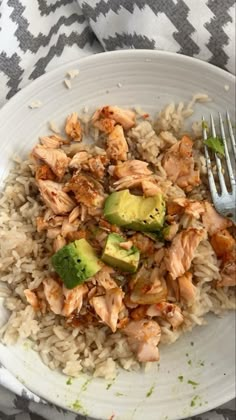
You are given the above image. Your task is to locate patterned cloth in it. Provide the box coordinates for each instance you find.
[0,0,235,419]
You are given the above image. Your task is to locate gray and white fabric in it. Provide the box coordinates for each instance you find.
[0,0,235,419]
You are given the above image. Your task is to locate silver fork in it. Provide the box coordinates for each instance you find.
[202,112,236,224]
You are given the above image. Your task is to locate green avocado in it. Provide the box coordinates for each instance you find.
[103,189,165,232]
[51,239,102,289]
[101,233,140,273]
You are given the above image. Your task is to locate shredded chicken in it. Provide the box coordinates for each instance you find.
[43,278,64,315]
[93,118,116,134]
[124,319,161,362]
[63,284,88,317]
[93,266,118,290]
[164,222,179,241]
[178,272,197,306]
[163,135,201,192]
[107,125,129,161]
[147,302,184,329]
[119,240,133,251]
[40,134,68,149]
[64,173,105,208]
[93,106,135,130]
[131,233,154,254]
[90,287,124,332]
[69,151,90,169]
[85,155,109,179]
[24,289,40,310]
[165,228,205,279]
[113,160,152,178]
[35,164,56,181]
[168,197,205,219]
[53,234,66,253]
[141,179,162,197]
[202,202,232,236]
[130,266,167,304]
[32,145,69,179]
[38,180,76,215]
[210,229,235,257]
[65,112,82,141]
[218,258,236,287]
[36,215,65,232]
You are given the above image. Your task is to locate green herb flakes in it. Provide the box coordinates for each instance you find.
[188,380,199,387]
[178,376,184,382]
[204,136,225,156]
[146,384,155,398]
[66,377,72,385]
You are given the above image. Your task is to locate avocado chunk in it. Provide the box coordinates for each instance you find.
[102,233,140,273]
[103,189,165,232]
[51,239,102,289]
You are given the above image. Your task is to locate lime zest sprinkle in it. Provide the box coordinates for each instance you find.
[66,377,72,385]
[146,384,155,398]
[188,380,199,386]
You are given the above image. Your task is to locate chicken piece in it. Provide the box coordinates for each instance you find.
[99,219,121,233]
[93,118,116,134]
[43,278,64,315]
[90,288,124,332]
[35,164,56,181]
[69,151,90,169]
[64,173,105,208]
[165,228,205,279]
[147,302,184,329]
[93,106,135,130]
[32,145,69,179]
[130,305,148,320]
[218,258,236,287]
[40,134,68,149]
[123,319,161,362]
[119,240,133,251]
[210,229,235,257]
[93,266,117,290]
[107,125,129,161]
[113,175,146,190]
[131,233,154,255]
[202,202,232,236]
[130,266,168,305]
[162,135,200,192]
[65,112,82,141]
[168,198,205,219]
[63,284,88,317]
[141,179,162,197]
[68,206,80,224]
[60,217,80,238]
[164,222,179,241]
[86,155,109,179]
[24,289,40,310]
[47,227,61,239]
[166,274,180,300]
[36,215,65,232]
[178,272,196,306]
[53,235,66,253]
[38,180,76,215]
[113,160,152,178]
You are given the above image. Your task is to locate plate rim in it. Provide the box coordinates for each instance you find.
[0,49,235,119]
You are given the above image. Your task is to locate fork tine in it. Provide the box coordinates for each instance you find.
[226,111,236,159]
[202,116,218,200]
[210,114,228,194]
[219,113,236,188]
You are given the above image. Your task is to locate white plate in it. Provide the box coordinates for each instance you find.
[0,50,235,420]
